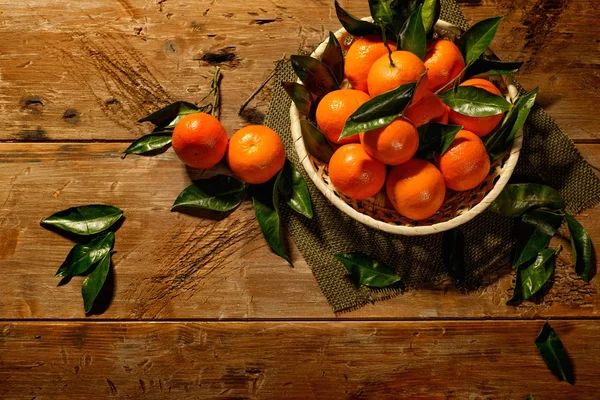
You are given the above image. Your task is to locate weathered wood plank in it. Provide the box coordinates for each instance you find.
[1,320,599,399]
[0,143,598,319]
[0,0,598,140]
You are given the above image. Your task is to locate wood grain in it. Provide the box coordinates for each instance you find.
[2,320,599,399]
[1,143,598,320]
[0,0,598,140]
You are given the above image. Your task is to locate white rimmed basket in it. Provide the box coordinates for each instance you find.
[290,19,521,236]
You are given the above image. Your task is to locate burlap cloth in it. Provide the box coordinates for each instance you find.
[264,0,600,312]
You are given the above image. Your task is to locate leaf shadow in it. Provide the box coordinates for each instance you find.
[170,206,237,221]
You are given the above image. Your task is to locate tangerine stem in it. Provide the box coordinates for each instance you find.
[434,64,469,94]
[210,66,222,119]
[380,25,395,68]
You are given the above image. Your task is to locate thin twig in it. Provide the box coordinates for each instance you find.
[435,64,469,94]
[210,67,222,119]
[381,24,395,68]
[237,54,287,116]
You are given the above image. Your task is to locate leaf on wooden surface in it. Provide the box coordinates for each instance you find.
[171,175,246,213]
[489,183,565,217]
[439,86,510,117]
[334,0,380,37]
[565,214,594,282]
[335,252,401,288]
[282,82,313,117]
[442,228,465,285]
[290,55,340,97]
[321,32,345,86]
[55,232,115,278]
[300,120,335,163]
[123,132,172,155]
[507,247,558,304]
[277,161,313,219]
[398,4,426,60]
[41,205,123,236]
[416,122,462,159]
[535,322,575,385]
[455,16,504,65]
[138,101,200,128]
[513,208,564,269]
[465,59,523,79]
[340,81,417,139]
[484,87,538,161]
[82,252,111,314]
[251,178,291,264]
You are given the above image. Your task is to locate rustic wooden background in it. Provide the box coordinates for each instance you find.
[1,0,599,398]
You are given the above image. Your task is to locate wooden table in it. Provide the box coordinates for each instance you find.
[1,0,599,398]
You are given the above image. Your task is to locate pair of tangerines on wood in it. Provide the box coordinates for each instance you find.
[171,114,285,185]
[319,36,503,221]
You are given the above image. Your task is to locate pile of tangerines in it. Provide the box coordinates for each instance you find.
[312,36,501,221]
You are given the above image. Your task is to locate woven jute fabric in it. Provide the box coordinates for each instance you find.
[264,0,600,312]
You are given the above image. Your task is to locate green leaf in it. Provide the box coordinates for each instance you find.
[55,232,115,278]
[535,322,575,385]
[369,0,395,29]
[277,161,313,219]
[340,81,417,139]
[123,132,172,155]
[82,252,111,314]
[489,183,565,217]
[485,87,538,161]
[171,175,246,213]
[138,101,199,128]
[508,247,557,304]
[41,205,123,236]
[251,178,291,264]
[456,16,504,65]
[321,32,345,86]
[465,59,523,79]
[300,120,335,163]
[513,208,565,269]
[421,0,440,36]
[398,4,426,60]
[416,123,462,159]
[390,0,421,30]
[442,228,465,284]
[334,0,380,37]
[439,86,510,117]
[565,215,593,282]
[282,82,313,117]
[335,252,401,288]
[290,55,340,97]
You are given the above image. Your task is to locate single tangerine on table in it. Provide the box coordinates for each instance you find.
[344,35,397,93]
[227,125,286,184]
[403,90,449,127]
[367,50,429,102]
[328,143,386,200]
[423,39,466,92]
[448,78,505,137]
[359,117,419,165]
[172,112,229,169]
[315,89,371,145]
[386,158,446,221]
[435,129,491,191]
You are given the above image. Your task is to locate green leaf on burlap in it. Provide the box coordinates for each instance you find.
[282,82,313,117]
[565,214,594,282]
[277,161,313,219]
[335,252,401,288]
[513,208,565,269]
[489,183,565,217]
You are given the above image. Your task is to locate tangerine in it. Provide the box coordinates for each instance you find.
[448,78,505,137]
[367,50,429,102]
[172,112,228,169]
[328,143,386,200]
[227,125,286,184]
[423,39,466,92]
[435,129,491,191]
[359,117,419,165]
[404,90,449,127]
[315,89,371,145]
[344,35,397,93]
[386,158,446,220]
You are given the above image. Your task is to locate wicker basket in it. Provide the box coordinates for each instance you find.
[290,19,521,236]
